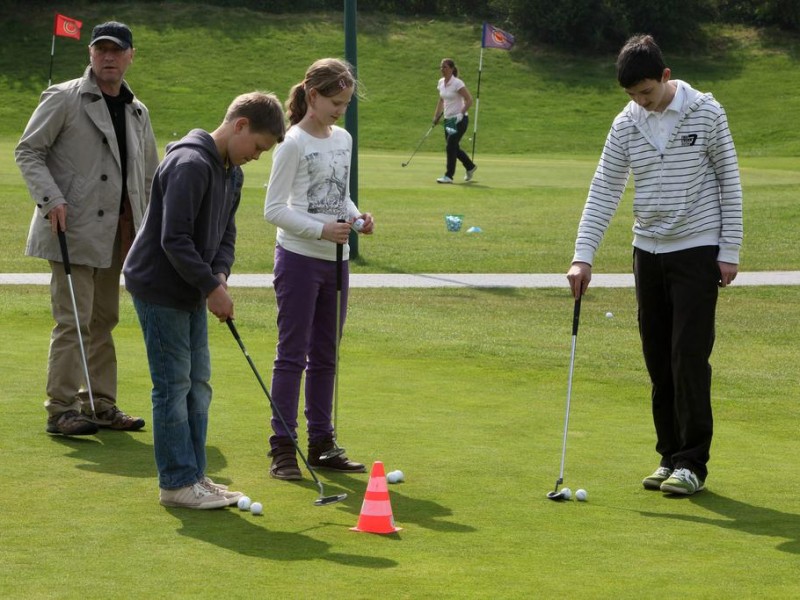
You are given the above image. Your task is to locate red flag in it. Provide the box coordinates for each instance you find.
[482,22,515,50]
[54,14,82,40]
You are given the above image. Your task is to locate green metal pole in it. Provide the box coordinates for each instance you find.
[344,0,359,258]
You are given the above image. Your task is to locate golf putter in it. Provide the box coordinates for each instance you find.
[547,295,582,501]
[56,227,97,418]
[226,318,346,506]
[401,124,434,167]
[319,220,347,462]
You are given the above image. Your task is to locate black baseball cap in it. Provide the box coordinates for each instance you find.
[90,21,133,49]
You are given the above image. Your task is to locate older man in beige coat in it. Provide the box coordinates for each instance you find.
[16,21,159,435]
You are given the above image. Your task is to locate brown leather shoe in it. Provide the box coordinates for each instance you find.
[269,438,302,480]
[86,406,145,431]
[46,410,99,436]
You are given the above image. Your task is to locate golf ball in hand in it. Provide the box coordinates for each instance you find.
[353,218,365,232]
[237,496,251,511]
[560,487,572,500]
[576,489,587,502]
[250,501,263,515]
[606,312,614,318]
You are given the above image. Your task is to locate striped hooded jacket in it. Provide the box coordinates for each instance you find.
[572,80,743,266]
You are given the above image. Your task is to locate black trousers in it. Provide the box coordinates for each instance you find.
[633,245,719,481]
[444,116,475,178]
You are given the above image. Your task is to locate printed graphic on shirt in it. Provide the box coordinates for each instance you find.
[681,134,698,146]
[305,149,349,217]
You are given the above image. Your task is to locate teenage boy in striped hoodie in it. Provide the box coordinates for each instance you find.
[567,34,743,496]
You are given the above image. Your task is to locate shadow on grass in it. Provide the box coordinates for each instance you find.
[305,471,477,534]
[51,431,154,477]
[51,434,232,485]
[165,507,397,568]
[640,490,800,554]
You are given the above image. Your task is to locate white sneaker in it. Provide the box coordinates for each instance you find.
[159,482,230,509]
[464,166,477,181]
[201,475,228,490]
[199,477,244,506]
[642,466,673,490]
[436,176,453,184]
[660,468,705,495]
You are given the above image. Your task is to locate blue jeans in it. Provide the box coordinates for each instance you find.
[133,297,212,489]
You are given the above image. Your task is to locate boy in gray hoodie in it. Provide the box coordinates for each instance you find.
[124,92,285,509]
[567,35,743,496]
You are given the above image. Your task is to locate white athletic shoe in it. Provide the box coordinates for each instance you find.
[437,175,453,184]
[159,482,230,509]
[660,468,705,495]
[464,166,477,181]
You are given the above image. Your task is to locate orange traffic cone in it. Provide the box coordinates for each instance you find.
[351,461,402,534]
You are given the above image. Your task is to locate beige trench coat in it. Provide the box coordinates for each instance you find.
[16,65,159,268]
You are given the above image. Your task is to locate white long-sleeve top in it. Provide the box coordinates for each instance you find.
[264,124,359,261]
[573,80,743,266]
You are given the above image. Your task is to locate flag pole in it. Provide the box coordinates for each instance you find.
[48,34,55,87]
[471,46,483,161]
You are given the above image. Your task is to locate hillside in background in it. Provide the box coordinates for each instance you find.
[0,3,798,156]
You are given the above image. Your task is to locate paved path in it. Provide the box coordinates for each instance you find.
[2,271,799,288]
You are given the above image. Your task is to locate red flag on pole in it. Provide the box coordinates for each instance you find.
[54,14,82,40]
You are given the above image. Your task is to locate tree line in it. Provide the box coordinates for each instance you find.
[15,0,800,51]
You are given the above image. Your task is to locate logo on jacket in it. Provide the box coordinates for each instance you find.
[680,134,698,147]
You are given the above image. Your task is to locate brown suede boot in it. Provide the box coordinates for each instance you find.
[268,437,302,480]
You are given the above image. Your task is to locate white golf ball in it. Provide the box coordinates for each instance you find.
[576,489,587,502]
[606,312,614,318]
[237,496,251,511]
[395,470,405,482]
[353,218,365,232]
[560,487,572,500]
[386,470,402,484]
[250,501,263,515]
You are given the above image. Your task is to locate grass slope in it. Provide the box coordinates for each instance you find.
[0,5,799,156]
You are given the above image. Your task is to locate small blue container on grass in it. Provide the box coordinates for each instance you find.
[445,214,463,232]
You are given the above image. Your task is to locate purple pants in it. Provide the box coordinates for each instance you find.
[269,245,348,446]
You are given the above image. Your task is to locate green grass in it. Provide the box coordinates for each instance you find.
[3,141,800,274]
[1,285,799,598]
[1,4,800,598]
[1,5,799,156]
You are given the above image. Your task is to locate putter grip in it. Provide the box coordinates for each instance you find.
[572,296,582,336]
[56,228,71,275]
[225,317,239,339]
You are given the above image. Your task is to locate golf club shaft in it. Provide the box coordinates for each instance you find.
[556,296,582,488]
[225,318,327,496]
[402,125,434,167]
[56,228,96,417]
[333,221,344,440]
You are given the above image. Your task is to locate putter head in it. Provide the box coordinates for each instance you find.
[314,493,348,506]
[546,490,568,501]
[318,446,346,461]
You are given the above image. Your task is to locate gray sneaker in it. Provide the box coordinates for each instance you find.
[159,482,230,509]
[660,468,705,495]
[642,466,673,490]
[464,166,478,181]
[46,410,99,436]
[199,477,243,506]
